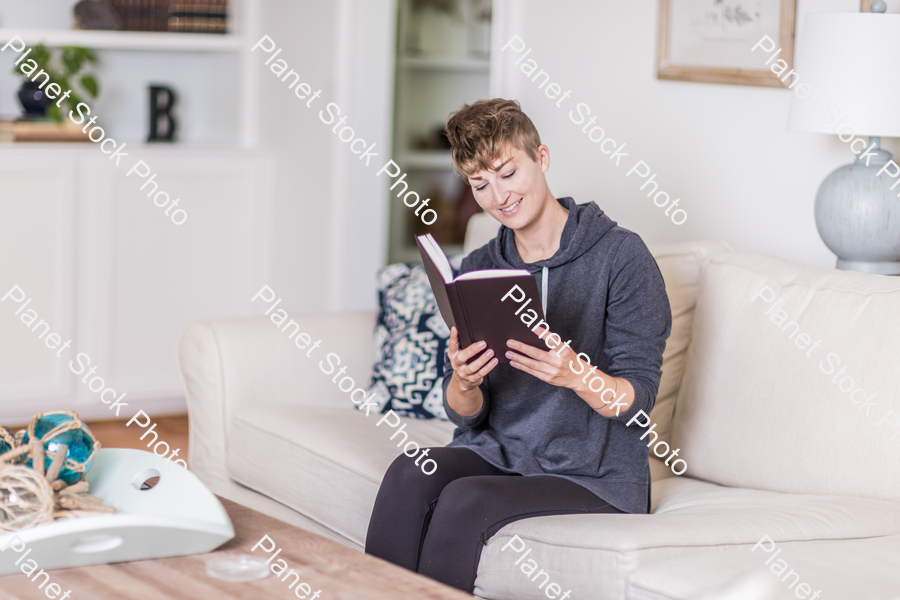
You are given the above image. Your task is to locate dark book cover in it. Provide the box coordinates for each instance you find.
[416,234,547,364]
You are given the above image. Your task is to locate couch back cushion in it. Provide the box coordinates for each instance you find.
[645,241,730,440]
[463,212,501,255]
[671,251,900,499]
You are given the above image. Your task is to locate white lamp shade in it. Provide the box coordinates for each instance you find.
[787,13,900,137]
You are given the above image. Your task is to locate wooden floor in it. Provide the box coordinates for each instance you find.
[86,413,190,463]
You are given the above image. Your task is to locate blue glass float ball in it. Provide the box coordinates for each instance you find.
[0,425,15,456]
[21,414,95,485]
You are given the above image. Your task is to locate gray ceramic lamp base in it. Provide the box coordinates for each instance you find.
[815,139,900,275]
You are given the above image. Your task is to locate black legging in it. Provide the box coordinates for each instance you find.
[365,447,623,592]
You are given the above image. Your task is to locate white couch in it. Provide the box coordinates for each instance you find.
[179,215,900,600]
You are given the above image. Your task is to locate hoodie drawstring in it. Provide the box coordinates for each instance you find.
[541,267,548,318]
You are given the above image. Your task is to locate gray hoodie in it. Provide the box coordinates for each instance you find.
[442,196,672,514]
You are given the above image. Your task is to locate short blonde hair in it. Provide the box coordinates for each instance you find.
[445,98,541,182]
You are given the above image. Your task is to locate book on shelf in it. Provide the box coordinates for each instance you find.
[108,0,229,33]
[0,120,91,143]
[416,234,546,365]
[110,0,169,32]
[168,0,229,33]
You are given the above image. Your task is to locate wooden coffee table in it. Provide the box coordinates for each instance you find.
[0,498,475,599]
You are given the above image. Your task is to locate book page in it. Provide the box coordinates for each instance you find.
[419,234,454,283]
[456,269,532,281]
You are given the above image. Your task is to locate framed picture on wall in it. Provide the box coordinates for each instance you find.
[657,0,797,87]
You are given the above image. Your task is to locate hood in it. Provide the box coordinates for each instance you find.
[486,197,617,272]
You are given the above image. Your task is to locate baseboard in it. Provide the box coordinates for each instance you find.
[0,394,188,427]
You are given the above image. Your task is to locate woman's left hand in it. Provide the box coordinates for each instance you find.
[505,327,580,390]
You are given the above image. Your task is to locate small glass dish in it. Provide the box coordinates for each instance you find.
[206,554,270,582]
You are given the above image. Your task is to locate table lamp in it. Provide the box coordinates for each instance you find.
[787,2,900,274]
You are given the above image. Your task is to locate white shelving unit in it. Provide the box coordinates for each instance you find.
[0,0,257,146]
[398,55,489,73]
[0,28,245,52]
[398,150,454,170]
[389,0,492,264]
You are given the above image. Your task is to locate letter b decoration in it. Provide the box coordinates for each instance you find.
[148,85,177,142]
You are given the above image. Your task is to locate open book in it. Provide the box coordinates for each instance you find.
[416,234,546,364]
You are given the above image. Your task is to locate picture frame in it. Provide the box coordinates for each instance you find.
[657,0,797,88]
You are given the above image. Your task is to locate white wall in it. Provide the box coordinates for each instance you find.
[326,0,395,312]
[250,1,340,312]
[254,0,394,313]
[492,0,899,269]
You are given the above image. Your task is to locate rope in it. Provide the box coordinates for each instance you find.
[0,411,115,532]
[0,465,54,530]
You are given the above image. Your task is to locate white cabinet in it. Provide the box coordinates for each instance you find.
[0,145,272,425]
[0,152,77,403]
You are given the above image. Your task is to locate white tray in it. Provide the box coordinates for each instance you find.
[0,448,234,574]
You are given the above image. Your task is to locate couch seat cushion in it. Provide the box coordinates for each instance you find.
[473,477,900,600]
[624,534,900,600]
[226,404,455,548]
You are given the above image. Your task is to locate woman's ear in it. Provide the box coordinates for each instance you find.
[538,144,551,173]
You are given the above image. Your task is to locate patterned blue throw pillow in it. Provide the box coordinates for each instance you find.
[362,262,452,420]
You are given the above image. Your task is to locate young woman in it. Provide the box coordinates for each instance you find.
[365,98,672,593]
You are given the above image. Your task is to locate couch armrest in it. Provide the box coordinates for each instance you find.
[178,311,377,485]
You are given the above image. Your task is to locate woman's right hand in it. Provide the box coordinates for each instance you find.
[448,326,498,390]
